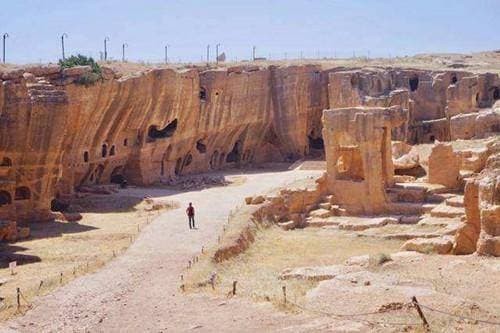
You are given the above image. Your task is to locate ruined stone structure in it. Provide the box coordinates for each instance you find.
[322,106,407,214]
[0,63,499,228]
[454,142,500,256]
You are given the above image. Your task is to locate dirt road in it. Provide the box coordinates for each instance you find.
[2,167,324,333]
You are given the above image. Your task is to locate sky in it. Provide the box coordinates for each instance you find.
[1,0,499,64]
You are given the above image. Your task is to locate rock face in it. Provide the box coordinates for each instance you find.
[428,142,461,189]
[454,144,500,256]
[0,64,498,225]
[322,106,407,215]
[0,64,327,224]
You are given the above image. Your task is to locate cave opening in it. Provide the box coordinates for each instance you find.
[451,75,458,85]
[102,144,108,158]
[0,191,11,206]
[494,87,500,101]
[409,75,419,92]
[429,135,436,142]
[148,119,178,141]
[51,197,69,212]
[110,166,125,184]
[199,87,207,101]
[196,139,207,154]
[226,141,242,163]
[14,186,31,200]
[123,138,128,146]
[110,145,116,156]
[0,157,12,167]
[308,133,324,150]
[83,151,89,163]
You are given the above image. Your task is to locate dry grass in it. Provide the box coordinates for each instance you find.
[184,226,404,309]
[0,193,178,320]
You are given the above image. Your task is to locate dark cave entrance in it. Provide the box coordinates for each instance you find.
[199,87,207,101]
[51,197,69,212]
[494,87,500,101]
[110,166,125,184]
[409,75,419,92]
[148,119,178,141]
[308,133,324,150]
[0,191,11,206]
[226,141,242,163]
[196,139,207,154]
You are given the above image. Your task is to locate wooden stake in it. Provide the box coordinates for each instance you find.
[60,272,63,284]
[232,281,237,296]
[16,287,20,309]
[282,286,287,304]
[37,280,43,295]
[412,296,430,332]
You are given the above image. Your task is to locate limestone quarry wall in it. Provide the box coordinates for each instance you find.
[0,63,498,223]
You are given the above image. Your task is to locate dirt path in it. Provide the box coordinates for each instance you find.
[1,168,324,333]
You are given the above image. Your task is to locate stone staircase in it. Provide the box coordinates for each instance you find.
[292,181,467,254]
[27,79,67,104]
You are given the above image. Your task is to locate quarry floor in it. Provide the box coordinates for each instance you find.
[1,165,328,333]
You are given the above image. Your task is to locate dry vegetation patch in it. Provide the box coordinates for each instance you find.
[0,191,178,320]
[184,226,404,308]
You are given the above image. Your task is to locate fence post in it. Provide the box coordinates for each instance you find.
[37,280,44,295]
[282,286,287,304]
[412,296,430,332]
[16,287,20,309]
[232,281,237,296]
[60,272,63,284]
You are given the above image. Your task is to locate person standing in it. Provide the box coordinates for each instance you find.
[186,202,195,229]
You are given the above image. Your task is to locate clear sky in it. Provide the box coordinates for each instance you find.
[1,0,499,64]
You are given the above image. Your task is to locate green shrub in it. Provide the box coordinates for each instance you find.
[73,72,101,86]
[59,54,102,85]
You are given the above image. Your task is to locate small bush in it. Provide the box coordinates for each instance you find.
[59,54,102,85]
[74,72,101,86]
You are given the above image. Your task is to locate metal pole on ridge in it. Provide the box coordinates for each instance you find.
[104,36,110,61]
[61,33,68,60]
[3,33,9,63]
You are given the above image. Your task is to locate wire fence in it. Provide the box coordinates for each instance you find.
[0,209,161,320]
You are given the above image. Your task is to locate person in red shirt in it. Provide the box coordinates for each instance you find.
[186,202,195,229]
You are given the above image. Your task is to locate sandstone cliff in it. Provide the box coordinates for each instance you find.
[0,63,498,225]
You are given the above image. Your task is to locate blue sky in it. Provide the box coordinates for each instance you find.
[1,0,499,64]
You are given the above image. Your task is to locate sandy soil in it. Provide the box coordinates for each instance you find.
[0,188,177,321]
[0,166,326,333]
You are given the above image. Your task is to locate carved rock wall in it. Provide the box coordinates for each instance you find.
[0,64,498,224]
